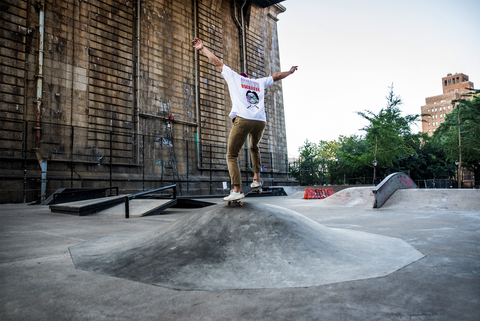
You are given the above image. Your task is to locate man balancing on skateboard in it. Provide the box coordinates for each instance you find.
[192,37,298,202]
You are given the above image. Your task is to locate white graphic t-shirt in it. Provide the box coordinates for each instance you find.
[221,65,274,122]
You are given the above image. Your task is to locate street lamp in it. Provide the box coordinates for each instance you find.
[335,157,339,185]
[373,159,378,185]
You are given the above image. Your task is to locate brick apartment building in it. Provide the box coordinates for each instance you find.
[421,73,474,136]
[0,0,291,203]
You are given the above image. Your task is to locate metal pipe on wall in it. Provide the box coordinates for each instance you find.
[232,0,247,73]
[232,0,251,170]
[35,0,47,201]
[239,0,247,73]
[35,0,45,150]
[240,0,251,170]
[39,160,47,201]
[135,0,141,163]
[194,0,202,170]
[23,120,28,203]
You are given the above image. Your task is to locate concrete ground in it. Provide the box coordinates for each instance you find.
[1,190,479,320]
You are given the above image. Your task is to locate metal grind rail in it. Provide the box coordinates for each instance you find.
[124,184,177,219]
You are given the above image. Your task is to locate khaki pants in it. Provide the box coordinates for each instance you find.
[226,116,266,186]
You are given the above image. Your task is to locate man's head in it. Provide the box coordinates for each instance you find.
[239,72,249,78]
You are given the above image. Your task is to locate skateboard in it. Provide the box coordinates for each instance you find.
[225,185,262,206]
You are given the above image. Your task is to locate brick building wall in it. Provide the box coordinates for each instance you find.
[421,73,474,136]
[0,0,290,203]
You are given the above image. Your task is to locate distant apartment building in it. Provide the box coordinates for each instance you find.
[421,73,474,135]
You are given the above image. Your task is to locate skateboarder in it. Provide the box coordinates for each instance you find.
[192,37,298,201]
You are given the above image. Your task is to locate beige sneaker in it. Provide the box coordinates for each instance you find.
[223,190,245,201]
[250,179,263,188]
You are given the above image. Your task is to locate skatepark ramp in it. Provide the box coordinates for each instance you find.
[381,189,480,210]
[42,187,119,205]
[49,195,127,216]
[373,172,417,208]
[297,185,479,211]
[305,173,416,208]
[313,186,374,207]
[69,202,424,290]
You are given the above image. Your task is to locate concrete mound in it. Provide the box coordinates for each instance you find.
[320,187,375,207]
[382,189,480,210]
[69,202,423,290]
[284,191,305,199]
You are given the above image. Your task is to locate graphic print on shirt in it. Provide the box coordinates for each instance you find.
[241,78,261,109]
[246,91,259,109]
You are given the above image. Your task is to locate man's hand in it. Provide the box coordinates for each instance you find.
[192,37,223,71]
[192,38,204,51]
[272,66,298,82]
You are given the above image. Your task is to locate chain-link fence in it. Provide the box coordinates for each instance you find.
[414,179,455,188]
[289,157,466,189]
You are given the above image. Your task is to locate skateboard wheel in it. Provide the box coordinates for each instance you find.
[227,201,231,205]
[239,201,243,206]
[257,190,261,194]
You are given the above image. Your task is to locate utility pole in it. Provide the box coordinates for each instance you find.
[458,103,463,189]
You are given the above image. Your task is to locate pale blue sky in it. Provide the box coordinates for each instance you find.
[277,0,480,158]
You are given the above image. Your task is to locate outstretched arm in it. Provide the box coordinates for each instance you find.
[272,66,298,82]
[192,38,224,72]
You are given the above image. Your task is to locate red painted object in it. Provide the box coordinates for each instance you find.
[304,189,334,199]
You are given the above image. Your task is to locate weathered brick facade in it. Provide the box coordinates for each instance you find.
[0,0,290,203]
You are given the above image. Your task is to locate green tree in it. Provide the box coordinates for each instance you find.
[357,84,421,179]
[337,135,371,184]
[433,90,480,186]
[392,133,455,181]
[290,139,343,185]
[290,140,321,185]
[317,139,340,184]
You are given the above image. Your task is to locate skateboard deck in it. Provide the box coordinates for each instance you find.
[224,185,262,206]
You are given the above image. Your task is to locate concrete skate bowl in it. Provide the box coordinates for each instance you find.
[69,203,424,291]
[380,189,480,211]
